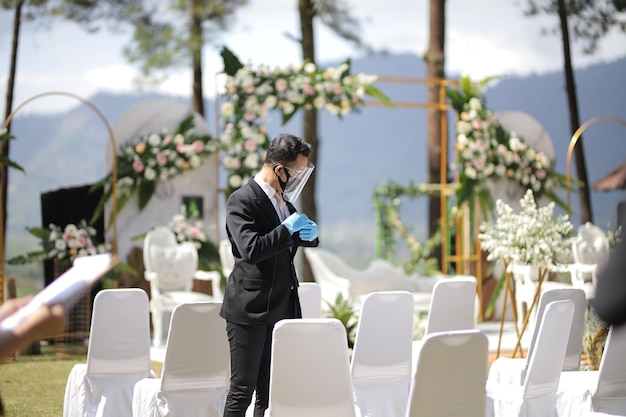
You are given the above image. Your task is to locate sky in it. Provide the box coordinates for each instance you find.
[1,0,626,116]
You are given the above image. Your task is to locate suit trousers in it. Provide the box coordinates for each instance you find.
[223,320,273,417]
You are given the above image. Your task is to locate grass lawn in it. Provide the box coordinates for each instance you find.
[0,345,162,417]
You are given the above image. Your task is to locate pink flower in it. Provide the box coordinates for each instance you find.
[244,140,257,152]
[176,144,187,154]
[192,140,204,153]
[471,119,482,129]
[163,135,172,145]
[303,85,315,95]
[536,169,546,180]
[333,84,342,94]
[133,160,144,173]
[156,153,167,166]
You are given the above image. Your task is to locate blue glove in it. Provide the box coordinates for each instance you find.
[282,212,309,235]
[299,220,318,241]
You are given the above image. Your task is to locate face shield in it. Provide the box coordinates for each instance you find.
[282,161,315,204]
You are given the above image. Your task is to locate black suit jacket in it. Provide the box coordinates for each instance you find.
[220,178,319,326]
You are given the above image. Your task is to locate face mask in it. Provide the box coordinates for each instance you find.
[275,165,291,192]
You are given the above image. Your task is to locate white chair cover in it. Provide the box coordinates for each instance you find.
[267,318,358,417]
[298,282,322,318]
[489,288,587,386]
[63,289,154,417]
[556,324,626,416]
[486,300,575,417]
[351,291,414,417]
[132,301,230,417]
[144,226,213,346]
[425,276,477,335]
[407,329,488,417]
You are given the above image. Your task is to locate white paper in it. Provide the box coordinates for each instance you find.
[0,253,119,332]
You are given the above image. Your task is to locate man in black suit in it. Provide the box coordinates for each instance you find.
[220,133,319,417]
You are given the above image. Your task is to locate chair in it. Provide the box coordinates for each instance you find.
[266,318,357,417]
[297,282,322,318]
[303,247,426,305]
[219,238,235,279]
[485,300,575,417]
[63,289,154,417]
[132,301,230,417]
[407,329,489,417]
[511,263,573,330]
[488,288,586,386]
[424,276,477,335]
[144,226,213,346]
[570,222,610,299]
[351,291,414,417]
[556,324,626,416]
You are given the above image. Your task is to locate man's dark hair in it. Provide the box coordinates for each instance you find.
[264,133,311,164]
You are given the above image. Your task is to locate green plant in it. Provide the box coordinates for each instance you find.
[324,293,359,349]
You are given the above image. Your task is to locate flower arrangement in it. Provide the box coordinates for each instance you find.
[478,189,574,271]
[446,75,568,218]
[8,219,110,267]
[91,115,220,223]
[219,47,390,197]
[168,205,221,273]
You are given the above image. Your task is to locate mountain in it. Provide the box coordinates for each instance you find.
[5,53,626,269]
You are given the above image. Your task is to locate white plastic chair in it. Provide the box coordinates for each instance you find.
[486,300,575,417]
[144,226,213,346]
[489,287,587,387]
[297,282,322,318]
[63,288,154,417]
[303,247,424,305]
[556,324,626,416]
[351,291,414,417]
[219,238,235,279]
[132,301,230,417]
[570,222,610,299]
[424,276,477,335]
[407,329,489,417]
[266,318,357,417]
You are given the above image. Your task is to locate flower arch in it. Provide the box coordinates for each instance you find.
[445,75,568,218]
[218,47,390,197]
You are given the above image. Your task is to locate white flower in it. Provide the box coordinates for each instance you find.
[222,102,234,117]
[229,174,243,188]
[144,167,156,181]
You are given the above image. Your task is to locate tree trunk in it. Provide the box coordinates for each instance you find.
[298,0,317,282]
[1,0,24,302]
[424,0,446,268]
[190,0,205,116]
[557,0,593,223]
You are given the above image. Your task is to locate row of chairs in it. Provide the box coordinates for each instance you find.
[63,282,625,416]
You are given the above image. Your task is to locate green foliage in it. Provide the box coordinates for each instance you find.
[521,0,626,54]
[324,293,358,349]
[122,0,248,80]
[0,129,25,173]
[373,181,444,275]
[221,45,244,76]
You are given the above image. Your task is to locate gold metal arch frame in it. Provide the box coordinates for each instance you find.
[1,91,119,302]
[566,115,626,216]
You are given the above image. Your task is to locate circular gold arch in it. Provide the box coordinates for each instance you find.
[1,91,118,302]
[566,115,626,217]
